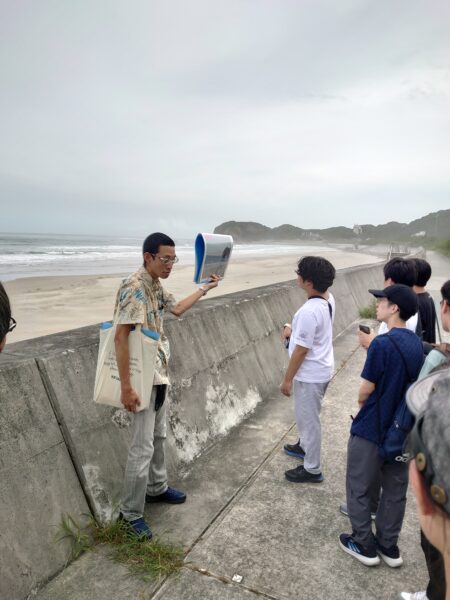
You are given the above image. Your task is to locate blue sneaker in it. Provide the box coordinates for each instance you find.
[283,441,305,459]
[118,513,152,541]
[339,533,380,566]
[146,486,186,504]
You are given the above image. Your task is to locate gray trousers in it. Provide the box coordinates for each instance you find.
[121,387,168,521]
[346,434,409,549]
[293,380,329,475]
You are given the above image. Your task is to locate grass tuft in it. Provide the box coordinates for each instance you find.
[58,514,185,581]
[57,513,92,559]
[359,300,377,319]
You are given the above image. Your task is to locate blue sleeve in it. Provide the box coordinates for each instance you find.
[361,338,386,384]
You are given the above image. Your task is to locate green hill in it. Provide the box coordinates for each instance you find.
[214,210,450,244]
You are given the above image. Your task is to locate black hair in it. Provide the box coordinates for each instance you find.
[383,258,417,288]
[296,256,336,293]
[442,280,450,305]
[387,300,411,323]
[413,258,432,287]
[0,282,11,343]
[142,232,175,256]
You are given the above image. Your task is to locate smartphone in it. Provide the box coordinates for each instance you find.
[359,324,371,334]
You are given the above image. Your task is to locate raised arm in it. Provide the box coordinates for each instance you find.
[170,275,220,317]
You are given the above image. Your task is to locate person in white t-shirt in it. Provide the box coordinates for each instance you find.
[359,257,420,348]
[280,256,336,483]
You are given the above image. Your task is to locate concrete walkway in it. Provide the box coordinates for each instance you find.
[35,327,428,600]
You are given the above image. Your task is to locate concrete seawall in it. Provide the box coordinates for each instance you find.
[1,261,384,600]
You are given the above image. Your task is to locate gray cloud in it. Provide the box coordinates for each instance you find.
[1,0,449,237]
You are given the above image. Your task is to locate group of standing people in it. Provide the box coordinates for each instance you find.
[1,238,450,600]
[280,254,449,600]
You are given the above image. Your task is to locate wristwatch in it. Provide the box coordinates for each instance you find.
[198,285,208,296]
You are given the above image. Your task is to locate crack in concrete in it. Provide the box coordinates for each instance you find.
[184,564,282,599]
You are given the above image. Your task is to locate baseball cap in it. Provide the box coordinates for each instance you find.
[406,368,450,516]
[369,284,418,321]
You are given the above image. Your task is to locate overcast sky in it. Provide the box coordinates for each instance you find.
[1,1,449,238]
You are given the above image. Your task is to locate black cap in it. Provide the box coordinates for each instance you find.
[368,284,418,321]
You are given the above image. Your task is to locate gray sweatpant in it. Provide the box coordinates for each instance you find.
[121,386,168,521]
[346,434,409,549]
[293,380,329,475]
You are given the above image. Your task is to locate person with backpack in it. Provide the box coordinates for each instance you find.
[339,284,424,567]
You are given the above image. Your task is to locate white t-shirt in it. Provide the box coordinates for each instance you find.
[288,294,335,383]
[378,313,418,335]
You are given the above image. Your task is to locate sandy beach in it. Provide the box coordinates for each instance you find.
[4,249,383,343]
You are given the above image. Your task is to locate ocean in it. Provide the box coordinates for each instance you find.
[0,232,338,281]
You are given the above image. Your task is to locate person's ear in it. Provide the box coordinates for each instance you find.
[410,460,435,517]
[143,252,153,267]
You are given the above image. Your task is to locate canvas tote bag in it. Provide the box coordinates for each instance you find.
[93,322,160,411]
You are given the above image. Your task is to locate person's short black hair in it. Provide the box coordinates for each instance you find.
[0,282,11,343]
[413,258,432,287]
[296,256,336,293]
[383,257,417,288]
[142,232,175,256]
[442,280,450,305]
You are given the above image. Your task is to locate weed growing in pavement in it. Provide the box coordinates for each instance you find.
[57,513,185,581]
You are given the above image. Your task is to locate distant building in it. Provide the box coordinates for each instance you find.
[353,224,363,235]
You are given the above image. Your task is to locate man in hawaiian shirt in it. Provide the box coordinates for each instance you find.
[114,232,219,539]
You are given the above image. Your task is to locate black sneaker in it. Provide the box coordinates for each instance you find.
[339,533,380,566]
[283,441,305,459]
[285,465,323,483]
[376,540,403,567]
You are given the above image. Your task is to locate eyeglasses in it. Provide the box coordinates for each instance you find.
[151,254,179,265]
[8,317,17,333]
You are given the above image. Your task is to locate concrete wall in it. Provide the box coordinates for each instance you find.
[1,261,384,599]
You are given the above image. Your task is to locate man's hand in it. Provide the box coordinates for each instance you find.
[281,324,291,344]
[280,377,293,397]
[203,273,220,291]
[358,328,375,349]
[121,386,141,413]
[433,342,450,354]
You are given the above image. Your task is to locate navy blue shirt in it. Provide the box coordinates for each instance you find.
[351,328,424,444]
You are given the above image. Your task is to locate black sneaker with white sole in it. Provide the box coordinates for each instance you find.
[339,533,380,566]
[376,540,403,567]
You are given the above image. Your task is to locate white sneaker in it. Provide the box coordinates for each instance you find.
[398,592,428,600]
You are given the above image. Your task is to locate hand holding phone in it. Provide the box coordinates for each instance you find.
[359,324,371,335]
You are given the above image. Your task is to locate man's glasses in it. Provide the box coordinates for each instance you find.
[8,317,17,333]
[151,254,179,265]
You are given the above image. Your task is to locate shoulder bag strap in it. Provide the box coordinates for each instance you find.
[308,295,332,319]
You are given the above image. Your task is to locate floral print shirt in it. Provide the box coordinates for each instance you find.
[114,266,177,385]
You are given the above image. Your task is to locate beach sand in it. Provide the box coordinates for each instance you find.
[4,249,383,343]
